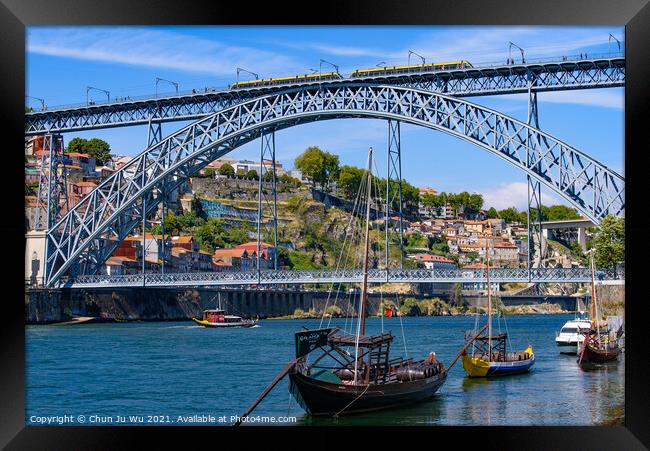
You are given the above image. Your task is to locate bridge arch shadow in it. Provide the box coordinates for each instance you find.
[45,84,624,286]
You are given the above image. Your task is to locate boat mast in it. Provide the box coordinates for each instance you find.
[486,239,492,362]
[590,251,601,337]
[353,147,373,386]
[360,147,373,336]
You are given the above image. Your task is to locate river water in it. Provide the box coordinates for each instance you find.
[25,314,624,426]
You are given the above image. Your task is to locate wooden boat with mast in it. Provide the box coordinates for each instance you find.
[577,251,620,366]
[461,241,535,377]
[191,292,257,328]
[286,147,449,416]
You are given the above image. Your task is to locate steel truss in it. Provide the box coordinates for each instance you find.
[257,130,279,278]
[25,57,625,135]
[64,267,623,289]
[34,134,68,231]
[43,84,625,287]
[385,120,404,271]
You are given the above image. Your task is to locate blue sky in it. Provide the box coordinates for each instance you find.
[26,26,624,211]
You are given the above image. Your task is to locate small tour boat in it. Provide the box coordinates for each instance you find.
[192,309,257,328]
[461,241,535,377]
[191,293,257,328]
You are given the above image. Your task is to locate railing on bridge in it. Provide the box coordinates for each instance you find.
[28,52,625,113]
[25,54,625,134]
[62,267,624,289]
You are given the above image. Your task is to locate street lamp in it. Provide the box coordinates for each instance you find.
[86,86,110,105]
[26,95,45,111]
[608,33,621,54]
[155,77,179,98]
[376,61,387,68]
[408,50,425,66]
[508,42,525,64]
[319,59,339,75]
[236,67,259,84]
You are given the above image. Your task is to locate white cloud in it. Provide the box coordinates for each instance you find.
[482,182,562,211]
[27,27,303,77]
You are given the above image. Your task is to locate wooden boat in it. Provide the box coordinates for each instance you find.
[191,293,256,328]
[191,309,256,328]
[461,241,534,377]
[577,252,620,366]
[288,327,447,416]
[287,148,448,416]
[578,331,620,364]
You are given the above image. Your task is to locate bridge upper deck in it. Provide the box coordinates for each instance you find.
[25,55,625,135]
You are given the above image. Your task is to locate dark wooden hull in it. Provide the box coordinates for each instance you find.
[288,370,447,416]
[578,342,620,364]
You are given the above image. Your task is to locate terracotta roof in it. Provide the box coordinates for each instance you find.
[65,152,92,158]
[106,256,137,264]
[213,248,249,258]
[235,241,274,250]
[171,236,194,243]
[413,253,453,263]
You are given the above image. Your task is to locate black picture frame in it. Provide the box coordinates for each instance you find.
[3,0,649,448]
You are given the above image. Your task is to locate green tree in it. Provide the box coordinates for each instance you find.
[450,282,463,307]
[219,163,235,178]
[547,204,581,221]
[65,137,112,165]
[66,137,87,153]
[498,207,519,224]
[399,298,421,316]
[294,146,340,190]
[236,169,247,178]
[246,169,259,180]
[592,215,624,270]
[487,207,498,219]
[337,165,365,199]
[466,193,484,217]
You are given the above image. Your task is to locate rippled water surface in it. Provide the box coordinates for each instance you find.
[26,314,624,425]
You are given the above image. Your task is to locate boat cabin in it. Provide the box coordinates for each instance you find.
[203,309,226,323]
[294,327,443,386]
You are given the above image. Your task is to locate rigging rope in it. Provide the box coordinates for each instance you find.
[319,164,368,328]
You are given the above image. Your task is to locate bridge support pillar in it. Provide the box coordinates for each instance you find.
[386,120,404,272]
[34,134,68,231]
[526,76,544,273]
[578,227,587,252]
[26,230,47,286]
[257,130,279,282]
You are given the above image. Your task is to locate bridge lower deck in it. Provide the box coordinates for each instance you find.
[61,268,623,289]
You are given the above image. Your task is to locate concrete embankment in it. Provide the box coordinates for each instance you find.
[26,287,392,323]
[25,283,625,323]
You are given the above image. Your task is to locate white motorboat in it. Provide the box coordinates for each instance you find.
[556,317,591,354]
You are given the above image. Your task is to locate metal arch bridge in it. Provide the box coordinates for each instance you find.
[63,267,624,289]
[42,83,625,287]
[25,55,625,134]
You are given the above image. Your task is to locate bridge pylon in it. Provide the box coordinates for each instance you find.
[34,134,68,232]
[526,76,545,274]
[385,120,404,275]
[257,130,279,281]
